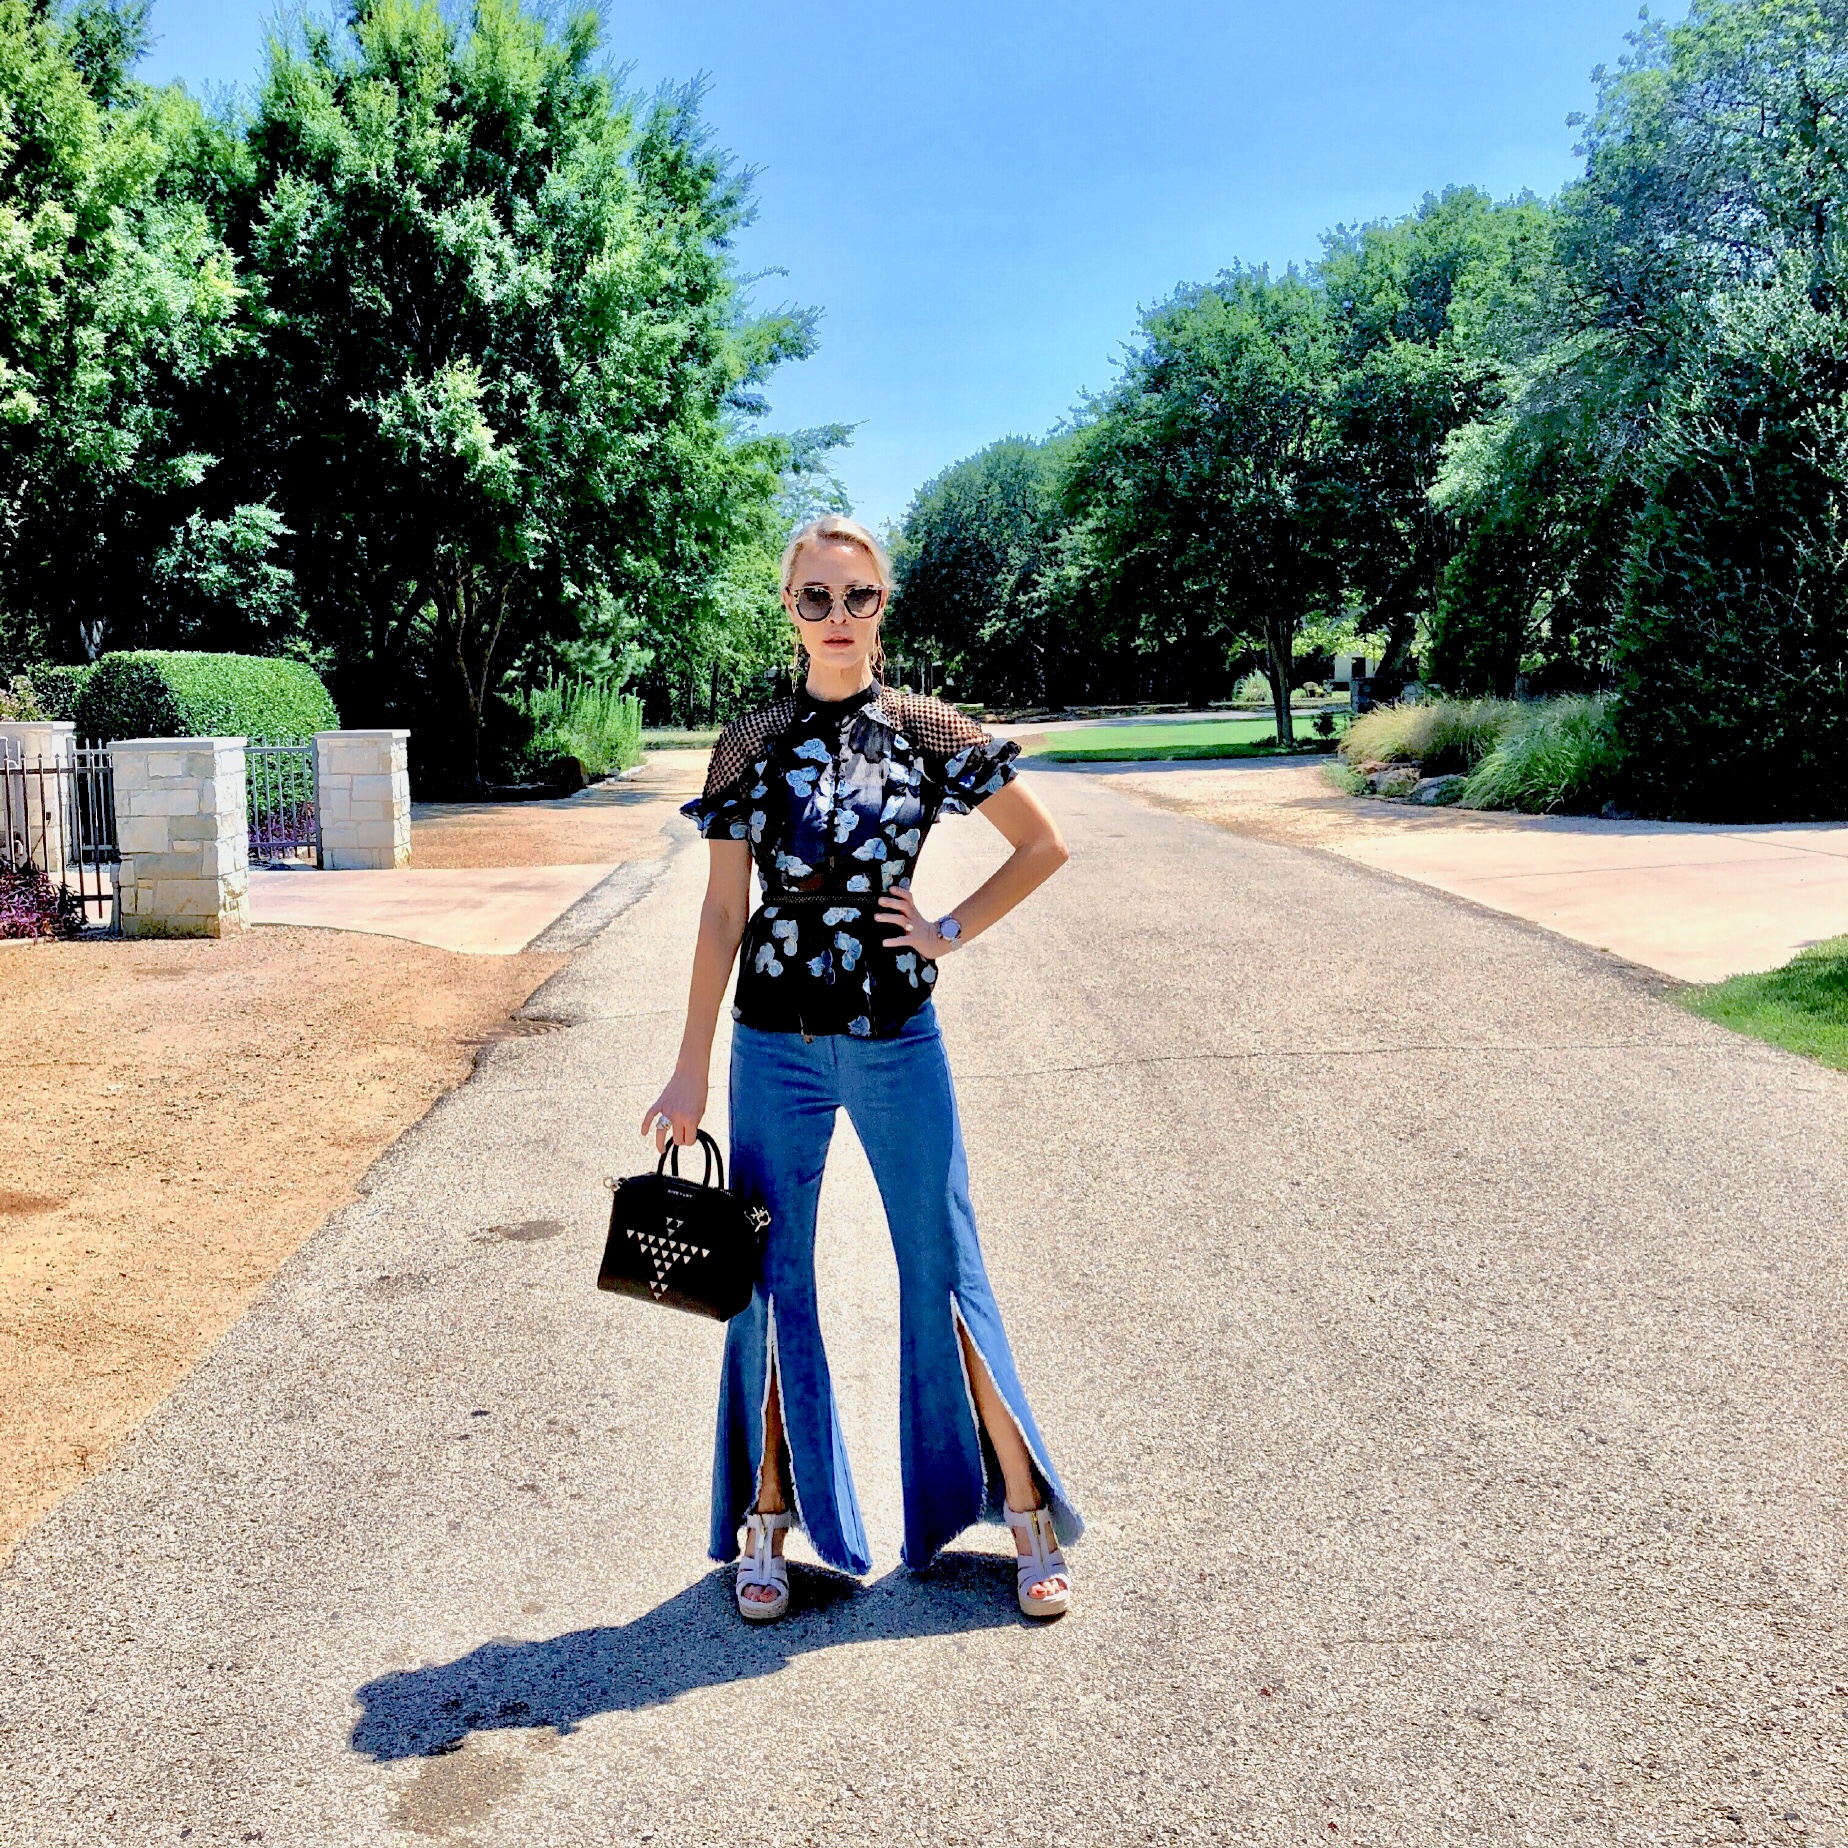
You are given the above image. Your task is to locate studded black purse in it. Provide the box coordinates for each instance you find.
[597,1130,768,1320]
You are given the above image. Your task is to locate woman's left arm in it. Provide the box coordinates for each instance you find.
[876,780,1069,958]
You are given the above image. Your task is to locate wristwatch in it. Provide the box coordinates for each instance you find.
[935,914,963,948]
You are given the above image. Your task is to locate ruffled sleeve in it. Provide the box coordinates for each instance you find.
[679,775,755,841]
[937,734,1021,814]
[680,703,791,839]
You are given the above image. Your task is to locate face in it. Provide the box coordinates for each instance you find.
[784,539,885,673]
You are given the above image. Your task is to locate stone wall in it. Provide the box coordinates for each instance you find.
[109,737,249,938]
[0,720,76,874]
[314,729,411,870]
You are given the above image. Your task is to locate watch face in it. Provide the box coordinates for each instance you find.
[939,916,961,942]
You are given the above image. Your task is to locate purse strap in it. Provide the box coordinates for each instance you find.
[657,1128,725,1190]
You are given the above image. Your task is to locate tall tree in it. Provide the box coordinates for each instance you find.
[0,0,243,663]
[216,0,811,781]
[889,436,1078,707]
[1063,269,1338,741]
[1319,187,1556,683]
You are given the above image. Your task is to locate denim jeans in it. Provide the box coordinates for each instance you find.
[710,1002,1082,1574]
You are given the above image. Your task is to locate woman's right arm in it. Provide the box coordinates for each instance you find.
[639,839,753,1152]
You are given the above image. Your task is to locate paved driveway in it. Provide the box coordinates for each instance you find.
[2,770,1845,1844]
[1100,757,1848,983]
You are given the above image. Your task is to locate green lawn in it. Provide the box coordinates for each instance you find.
[1675,936,1848,1071]
[642,726,721,750]
[1033,715,1340,762]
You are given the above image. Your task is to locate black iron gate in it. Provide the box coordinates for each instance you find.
[247,742,320,867]
[0,743,117,931]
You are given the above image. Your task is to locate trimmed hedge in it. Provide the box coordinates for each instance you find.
[75,651,338,744]
[26,663,93,722]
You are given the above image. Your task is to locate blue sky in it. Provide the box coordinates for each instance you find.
[140,0,1667,530]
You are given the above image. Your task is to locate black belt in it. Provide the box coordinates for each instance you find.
[758,892,871,906]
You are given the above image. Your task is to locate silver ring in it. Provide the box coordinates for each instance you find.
[654,1114,671,1131]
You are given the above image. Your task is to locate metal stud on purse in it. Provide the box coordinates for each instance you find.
[597,1129,768,1321]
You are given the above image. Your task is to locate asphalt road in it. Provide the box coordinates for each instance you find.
[2,767,1846,1847]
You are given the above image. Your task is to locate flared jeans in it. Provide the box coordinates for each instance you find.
[709,1002,1082,1575]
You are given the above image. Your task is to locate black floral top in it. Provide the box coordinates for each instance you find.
[682,683,1019,1038]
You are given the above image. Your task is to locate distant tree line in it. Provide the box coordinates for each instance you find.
[0,0,841,785]
[890,0,1848,815]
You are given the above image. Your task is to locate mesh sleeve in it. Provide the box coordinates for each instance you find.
[680,696,796,836]
[881,691,1020,813]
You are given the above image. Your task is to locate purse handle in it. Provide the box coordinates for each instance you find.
[657,1128,725,1190]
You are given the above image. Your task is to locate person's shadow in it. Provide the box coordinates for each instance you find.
[352,1553,1024,1760]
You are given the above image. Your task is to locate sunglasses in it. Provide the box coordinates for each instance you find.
[794,582,884,622]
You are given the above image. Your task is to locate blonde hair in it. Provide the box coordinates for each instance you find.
[780,515,892,592]
[781,515,891,683]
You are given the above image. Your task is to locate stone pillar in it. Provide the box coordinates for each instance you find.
[314,729,411,870]
[0,720,77,874]
[109,737,249,938]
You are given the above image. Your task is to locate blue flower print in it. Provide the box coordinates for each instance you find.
[697,687,1015,1037]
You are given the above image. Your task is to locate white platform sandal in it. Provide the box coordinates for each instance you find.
[736,1510,791,1623]
[1005,1503,1071,1620]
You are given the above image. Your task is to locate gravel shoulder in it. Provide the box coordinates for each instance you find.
[0,753,702,1560]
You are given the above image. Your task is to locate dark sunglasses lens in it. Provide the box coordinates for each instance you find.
[844,586,882,618]
[796,586,832,621]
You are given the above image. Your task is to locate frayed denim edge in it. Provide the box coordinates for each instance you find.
[903,1293,1062,1573]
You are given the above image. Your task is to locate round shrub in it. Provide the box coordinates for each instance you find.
[25,663,93,721]
[75,651,338,744]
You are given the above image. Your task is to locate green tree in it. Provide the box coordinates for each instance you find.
[889,435,1080,707]
[1616,265,1848,818]
[1063,269,1338,741]
[217,0,811,782]
[1319,187,1557,683]
[0,0,243,663]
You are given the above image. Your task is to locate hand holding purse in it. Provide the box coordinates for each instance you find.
[597,1129,768,1321]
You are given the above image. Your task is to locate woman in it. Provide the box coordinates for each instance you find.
[641,514,1082,1625]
